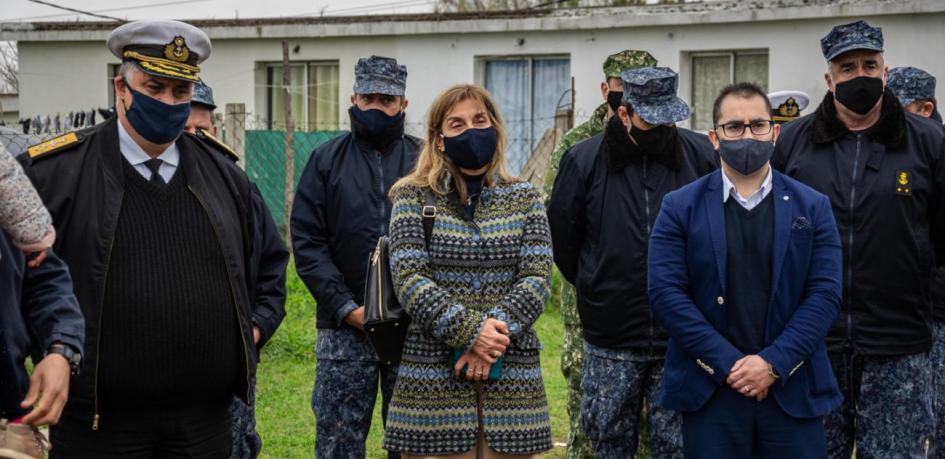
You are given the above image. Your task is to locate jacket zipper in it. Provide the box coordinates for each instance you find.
[92,232,117,430]
[189,186,252,402]
[377,152,386,235]
[643,156,653,352]
[846,135,862,345]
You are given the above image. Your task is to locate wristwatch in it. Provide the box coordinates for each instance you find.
[46,343,82,376]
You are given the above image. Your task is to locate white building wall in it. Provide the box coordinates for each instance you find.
[14,11,945,132]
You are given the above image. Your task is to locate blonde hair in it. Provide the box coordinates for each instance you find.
[391,84,516,202]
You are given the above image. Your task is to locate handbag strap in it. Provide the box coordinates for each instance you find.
[421,189,436,248]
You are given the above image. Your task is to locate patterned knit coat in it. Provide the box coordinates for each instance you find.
[383,179,553,455]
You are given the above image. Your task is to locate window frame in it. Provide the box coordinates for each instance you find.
[107,63,121,108]
[476,53,570,172]
[689,49,769,131]
[264,60,340,131]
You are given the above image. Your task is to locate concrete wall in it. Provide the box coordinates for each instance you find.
[14,10,945,132]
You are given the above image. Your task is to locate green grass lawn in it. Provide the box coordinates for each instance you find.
[254,266,568,458]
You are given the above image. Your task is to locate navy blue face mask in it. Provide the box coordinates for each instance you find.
[122,87,191,144]
[718,138,774,176]
[443,127,498,170]
[349,105,405,149]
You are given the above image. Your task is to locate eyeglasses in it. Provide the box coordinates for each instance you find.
[714,120,773,137]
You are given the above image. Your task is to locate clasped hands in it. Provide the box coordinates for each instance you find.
[453,318,510,381]
[726,355,776,401]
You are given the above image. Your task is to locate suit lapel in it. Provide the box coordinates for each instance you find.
[704,170,727,294]
[769,170,792,304]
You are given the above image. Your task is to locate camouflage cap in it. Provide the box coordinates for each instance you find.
[888,67,936,105]
[821,20,883,61]
[353,55,407,96]
[602,50,657,79]
[191,78,216,110]
[621,66,690,125]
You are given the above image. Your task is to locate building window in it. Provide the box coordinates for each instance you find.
[481,55,570,174]
[107,63,121,108]
[690,50,768,131]
[267,61,339,131]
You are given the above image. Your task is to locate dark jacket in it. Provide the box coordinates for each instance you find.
[20,116,266,426]
[0,236,84,419]
[772,92,945,357]
[246,182,289,348]
[649,169,842,418]
[547,119,718,350]
[195,132,290,349]
[291,125,420,329]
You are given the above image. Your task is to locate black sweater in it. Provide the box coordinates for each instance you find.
[724,194,774,354]
[97,158,241,406]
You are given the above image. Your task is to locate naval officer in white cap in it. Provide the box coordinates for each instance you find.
[20,20,280,458]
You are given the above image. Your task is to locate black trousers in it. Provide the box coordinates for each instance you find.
[50,398,232,459]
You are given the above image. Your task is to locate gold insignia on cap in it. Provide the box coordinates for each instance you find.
[28,132,79,159]
[896,171,912,195]
[780,97,800,117]
[164,36,191,63]
[773,97,802,122]
[122,49,200,82]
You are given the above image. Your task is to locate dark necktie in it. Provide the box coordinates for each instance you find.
[144,158,165,186]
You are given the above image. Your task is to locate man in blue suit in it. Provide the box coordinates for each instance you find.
[648,82,843,458]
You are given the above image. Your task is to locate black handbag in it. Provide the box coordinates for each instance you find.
[363,190,436,366]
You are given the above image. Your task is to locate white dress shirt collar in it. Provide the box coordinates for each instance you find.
[722,165,773,211]
[117,120,180,183]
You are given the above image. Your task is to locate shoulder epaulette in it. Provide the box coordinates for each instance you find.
[196,128,239,163]
[27,132,82,160]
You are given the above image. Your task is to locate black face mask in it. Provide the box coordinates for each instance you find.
[629,123,674,156]
[606,91,624,112]
[718,138,774,176]
[834,76,885,115]
[443,127,498,170]
[348,105,405,150]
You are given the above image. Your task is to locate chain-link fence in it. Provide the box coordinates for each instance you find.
[221,104,578,238]
[3,102,594,241]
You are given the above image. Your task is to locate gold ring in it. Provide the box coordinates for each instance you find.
[743,386,751,393]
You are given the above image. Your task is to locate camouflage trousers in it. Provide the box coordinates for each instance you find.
[825,350,933,459]
[313,359,400,459]
[230,376,262,459]
[560,281,594,459]
[581,341,683,459]
[930,322,945,459]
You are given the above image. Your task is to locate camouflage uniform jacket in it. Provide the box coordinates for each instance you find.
[543,103,610,200]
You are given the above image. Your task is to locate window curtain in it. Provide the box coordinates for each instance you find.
[269,64,306,131]
[531,58,570,166]
[308,63,339,131]
[734,54,769,92]
[691,55,731,131]
[485,59,529,174]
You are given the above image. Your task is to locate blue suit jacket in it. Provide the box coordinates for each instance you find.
[648,168,843,419]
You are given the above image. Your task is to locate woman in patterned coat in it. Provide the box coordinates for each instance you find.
[384,84,553,458]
